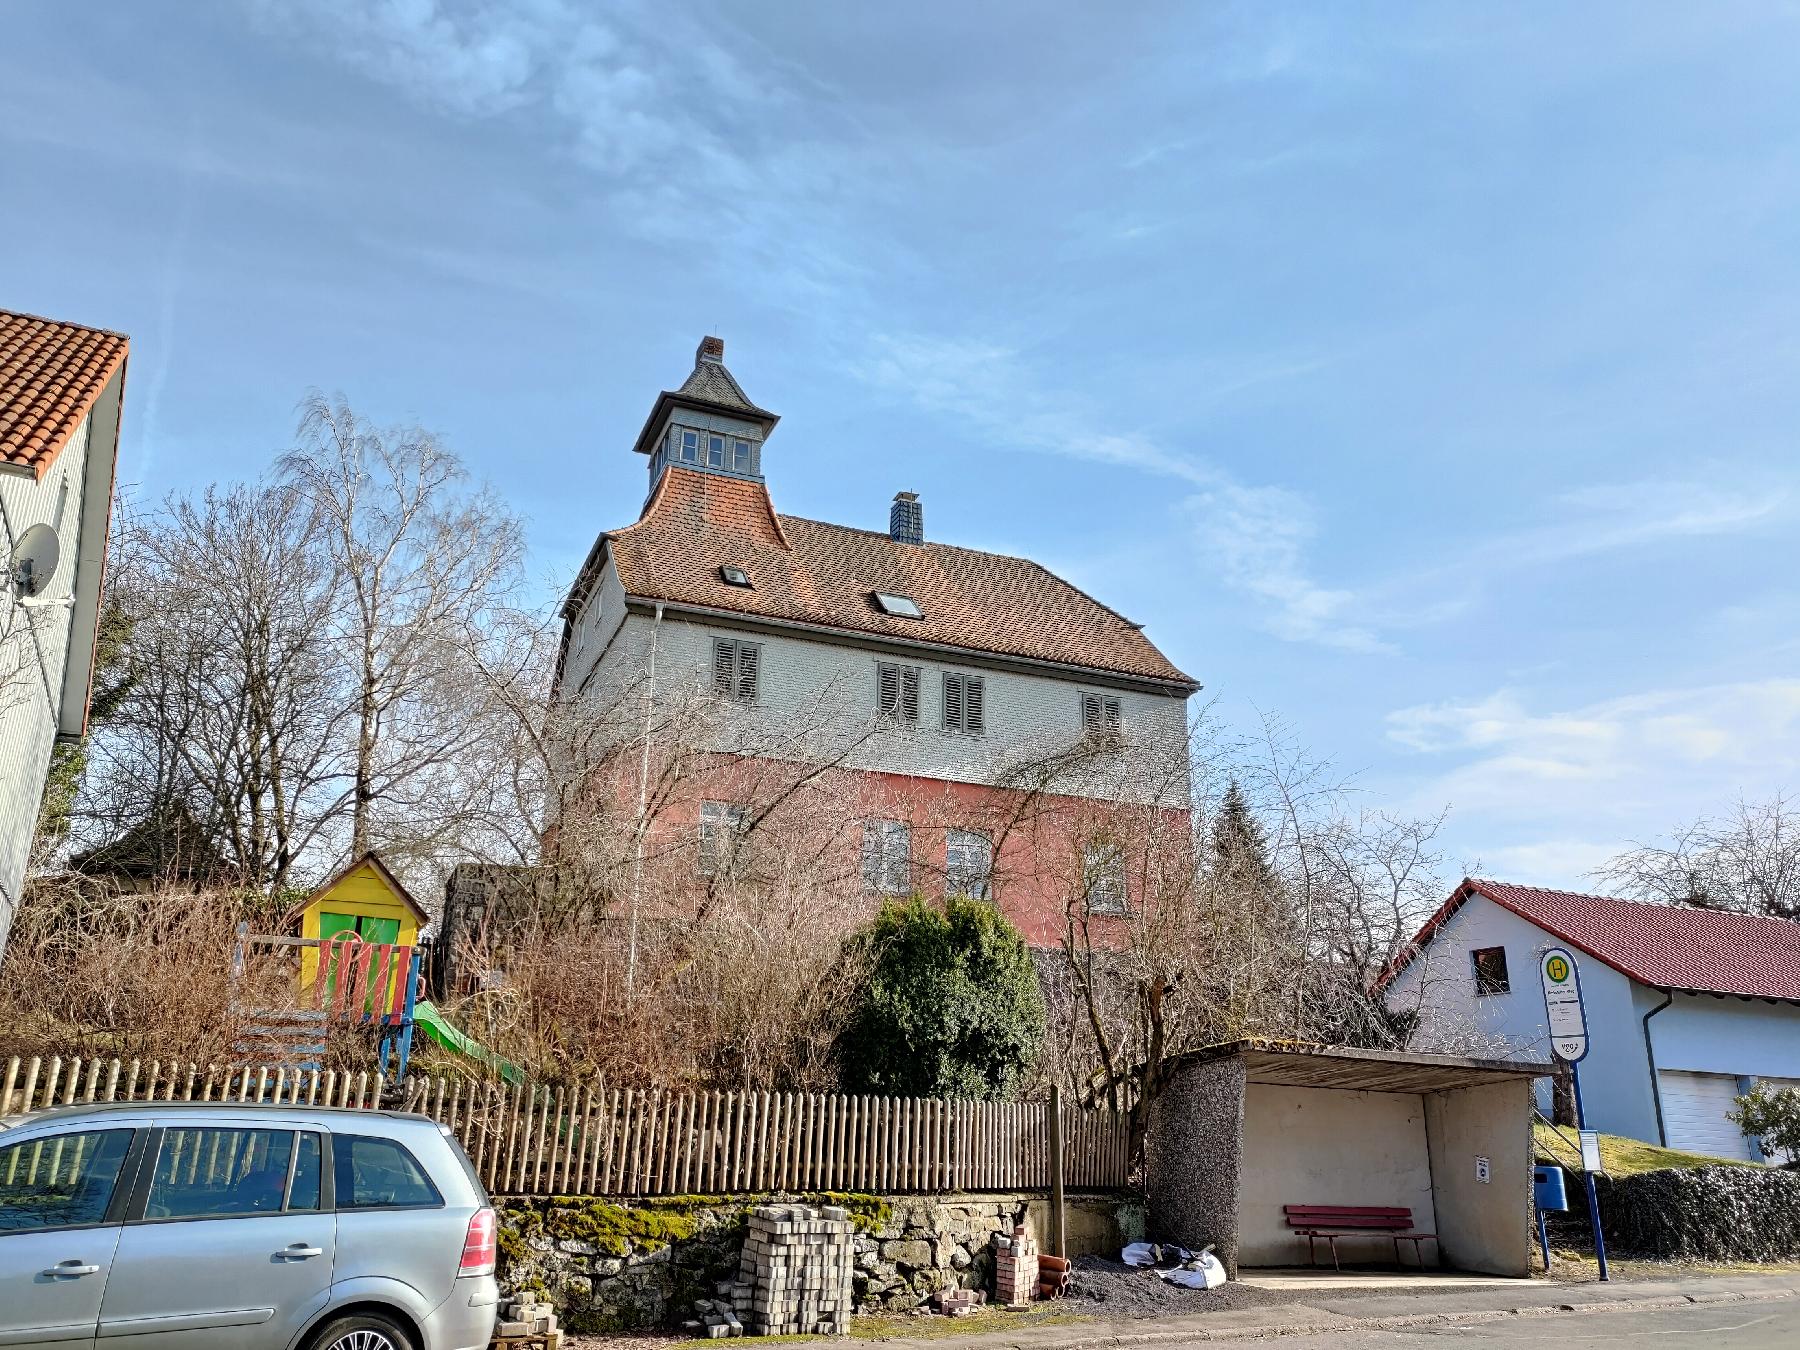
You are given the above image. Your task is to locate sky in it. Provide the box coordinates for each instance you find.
[5,1,1798,887]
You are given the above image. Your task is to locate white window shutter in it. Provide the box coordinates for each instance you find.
[901,667,920,722]
[713,640,735,695]
[736,643,759,701]
[944,673,964,730]
[965,677,984,734]
[878,663,899,716]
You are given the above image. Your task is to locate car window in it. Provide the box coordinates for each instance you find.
[289,1132,323,1212]
[144,1128,295,1219]
[334,1134,442,1209]
[0,1128,134,1232]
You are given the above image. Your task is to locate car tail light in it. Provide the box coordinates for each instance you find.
[459,1207,496,1277]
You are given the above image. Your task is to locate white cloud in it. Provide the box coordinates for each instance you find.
[1387,679,1800,883]
[854,333,1388,653]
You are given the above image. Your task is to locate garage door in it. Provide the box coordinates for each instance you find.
[1659,1071,1754,1160]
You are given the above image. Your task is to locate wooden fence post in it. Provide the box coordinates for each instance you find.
[1048,1085,1066,1257]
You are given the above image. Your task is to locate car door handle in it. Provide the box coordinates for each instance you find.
[42,1261,100,1277]
[278,1244,324,1259]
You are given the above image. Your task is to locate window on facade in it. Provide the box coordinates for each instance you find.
[699,800,750,877]
[1471,946,1510,996]
[669,427,701,463]
[873,591,924,619]
[732,438,752,473]
[0,1128,134,1232]
[877,662,920,723]
[946,829,993,900]
[708,434,727,468]
[861,818,911,894]
[943,672,985,734]
[1081,693,1123,743]
[712,638,760,703]
[1083,841,1127,914]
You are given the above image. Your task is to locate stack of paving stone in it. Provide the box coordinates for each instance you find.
[992,1224,1038,1309]
[931,1287,988,1317]
[729,1203,854,1336]
[492,1293,560,1347]
[687,1291,746,1339]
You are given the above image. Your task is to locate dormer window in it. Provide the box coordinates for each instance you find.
[719,565,752,588]
[873,591,923,619]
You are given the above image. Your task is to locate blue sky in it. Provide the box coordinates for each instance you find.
[6,1,1797,884]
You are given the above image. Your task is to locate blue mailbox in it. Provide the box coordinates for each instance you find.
[1534,1165,1569,1212]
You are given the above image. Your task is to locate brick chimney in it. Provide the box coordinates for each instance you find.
[696,335,725,365]
[889,491,923,545]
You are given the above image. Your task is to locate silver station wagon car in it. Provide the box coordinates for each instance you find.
[0,1100,498,1350]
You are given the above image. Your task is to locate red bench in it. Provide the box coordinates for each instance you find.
[1283,1205,1438,1270]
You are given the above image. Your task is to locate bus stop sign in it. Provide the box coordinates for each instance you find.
[1540,947,1589,1062]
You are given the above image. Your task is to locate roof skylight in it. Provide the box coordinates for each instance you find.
[720,565,752,588]
[873,591,923,619]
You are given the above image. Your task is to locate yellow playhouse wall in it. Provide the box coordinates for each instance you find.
[299,862,422,989]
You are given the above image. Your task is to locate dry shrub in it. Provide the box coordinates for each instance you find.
[430,887,866,1092]
[0,878,312,1067]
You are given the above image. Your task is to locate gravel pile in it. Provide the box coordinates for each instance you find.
[1067,1254,1288,1317]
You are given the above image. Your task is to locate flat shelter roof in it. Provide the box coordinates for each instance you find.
[1177,1039,1554,1094]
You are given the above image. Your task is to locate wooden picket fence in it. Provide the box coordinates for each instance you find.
[1,1055,1134,1196]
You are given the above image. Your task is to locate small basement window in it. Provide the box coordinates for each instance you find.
[873,591,923,619]
[1471,946,1510,996]
[719,565,752,588]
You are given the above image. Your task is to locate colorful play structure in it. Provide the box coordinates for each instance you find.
[233,852,517,1085]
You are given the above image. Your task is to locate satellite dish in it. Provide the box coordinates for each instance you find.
[12,523,60,599]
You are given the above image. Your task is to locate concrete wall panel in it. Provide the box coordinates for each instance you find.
[1424,1078,1535,1277]
[1237,1085,1436,1268]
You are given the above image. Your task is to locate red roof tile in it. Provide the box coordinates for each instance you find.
[0,308,129,479]
[590,467,1197,688]
[1385,877,1800,1001]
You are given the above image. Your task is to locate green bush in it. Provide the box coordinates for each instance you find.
[1728,1082,1800,1166]
[838,897,1044,1099]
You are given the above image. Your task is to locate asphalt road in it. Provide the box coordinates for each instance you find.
[1240,1294,1800,1346]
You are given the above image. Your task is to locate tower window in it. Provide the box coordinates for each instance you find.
[732,438,752,473]
[708,434,727,469]
[669,427,700,463]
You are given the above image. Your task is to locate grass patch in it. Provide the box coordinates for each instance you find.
[1533,1123,1756,1177]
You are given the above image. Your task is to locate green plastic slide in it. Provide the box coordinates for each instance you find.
[413,1000,524,1084]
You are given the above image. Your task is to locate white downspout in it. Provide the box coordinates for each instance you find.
[625,601,664,996]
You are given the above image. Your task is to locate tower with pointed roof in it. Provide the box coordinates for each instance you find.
[633,336,780,502]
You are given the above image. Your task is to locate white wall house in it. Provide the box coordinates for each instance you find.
[0,308,128,959]
[1382,878,1800,1160]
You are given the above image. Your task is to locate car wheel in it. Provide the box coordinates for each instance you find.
[307,1312,417,1350]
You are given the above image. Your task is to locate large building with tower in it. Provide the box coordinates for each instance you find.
[553,336,1199,945]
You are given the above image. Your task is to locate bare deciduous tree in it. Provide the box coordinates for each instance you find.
[1595,793,1800,920]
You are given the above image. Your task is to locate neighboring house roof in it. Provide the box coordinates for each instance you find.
[1381,876,1800,1002]
[68,806,236,885]
[588,465,1197,689]
[0,308,130,479]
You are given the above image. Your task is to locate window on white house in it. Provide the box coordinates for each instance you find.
[943,672,985,734]
[1472,946,1510,996]
[946,829,993,900]
[712,638,760,703]
[861,819,911,894]
[1083,841,1127,914]
[877,662,920,723]
[699,800,749,877]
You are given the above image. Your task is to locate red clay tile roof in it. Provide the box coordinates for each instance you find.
[0,308,129,479]
[596,466,1197,687]
[1383,877,1800,1001]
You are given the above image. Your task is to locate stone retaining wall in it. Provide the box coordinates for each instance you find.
[497,1191,1142,1332]
[1586,1165,1800,1262]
